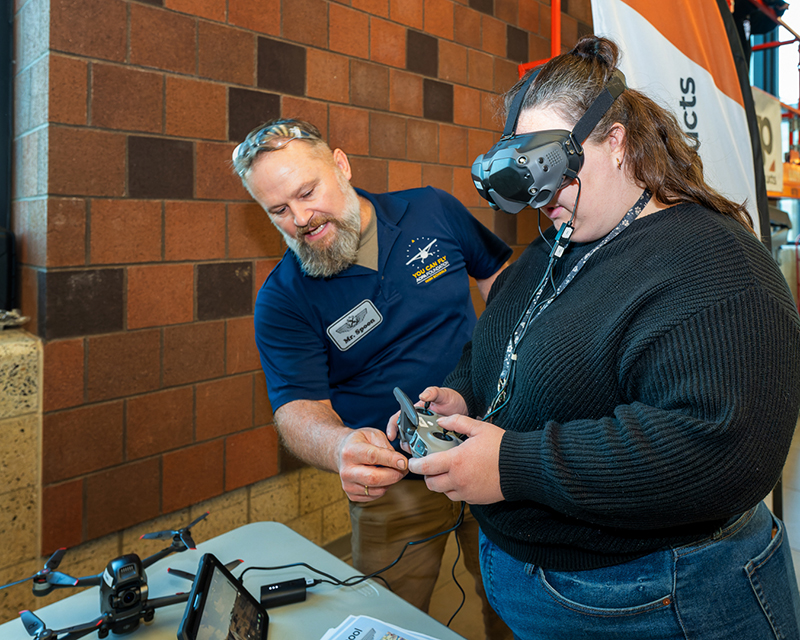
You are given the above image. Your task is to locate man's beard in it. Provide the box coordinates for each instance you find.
[277,178,362,278]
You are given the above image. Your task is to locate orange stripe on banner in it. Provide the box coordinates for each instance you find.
[621,0,743,107]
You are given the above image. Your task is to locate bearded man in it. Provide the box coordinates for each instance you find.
[234,119,511,637]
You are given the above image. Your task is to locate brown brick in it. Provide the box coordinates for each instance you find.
[229,87,281,142]
[454,5,481,47]
[439,40,468,85]
[228,0,280,35]
[422,164,453,191]
[494,57,519,94]
[453,166,481,207]
[42,402,124,484]
[254,371,273,425]
[468,50,494,91]
[49,55,87,125]
[349,157,388,193]
[197,141,251,201]
[48,198,87,267]
[519,1,540,33]
[43,338,84,412]
[568,0,592,25]
[197,262,253,320]
[91,63,163,133]
[228,202,284,258]
[438,124,468,166]
[129,137,194,200]
[127,387,194,460]
[130,4,196,74]
[164,321,226,387]
[389,70,423,117]
[454,85,482,127]
[90,199,162,265]
[49,127,125,197]
[199,22,255,85]
[496,0,519,24]
[225,426,279,491]
[41,480,83,554]
[226,317,261,374]
[388,161,422,192]
[166,77,227,140]
[370,112,406,160]
[19,267,38,336]
[166,0,225,21]
[307,50,350,103]
[283,0,329,48]
[507,24,528,63]
[258,38,306,96]
[353,0,389,15]
[51,0,126,61]
[351,61,389,110]
[407,119,439,163]
[482,15,506,57]
[370,17,405,68]
[281,97,328,139]
[196,375,253,441]
[128,264,194,329]
[423,79,453,122]
[87,330,161,402]
[406,30,438,78]
[85,458,160,540]
[424,0,454,39]
[390,0,423,28]
[329,105,370,155]
[162,439,224,513]
[330,5,369,59]
[165,201,226,261]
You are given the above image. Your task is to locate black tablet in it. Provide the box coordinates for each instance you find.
[178,553,269,640]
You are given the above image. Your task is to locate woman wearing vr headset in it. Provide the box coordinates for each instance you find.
[395,36,800,639]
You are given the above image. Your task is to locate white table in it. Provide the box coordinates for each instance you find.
[0,522,467,640]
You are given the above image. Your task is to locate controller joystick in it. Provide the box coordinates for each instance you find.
[393,387,464,458]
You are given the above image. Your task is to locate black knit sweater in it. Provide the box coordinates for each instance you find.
[445,203,800,570]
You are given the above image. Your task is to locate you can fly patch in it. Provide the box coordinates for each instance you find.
[326,300,383,351]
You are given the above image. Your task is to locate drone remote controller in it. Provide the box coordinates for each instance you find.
[393,387,464,457]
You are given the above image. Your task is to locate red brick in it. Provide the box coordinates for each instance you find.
[388,161,422,191]
[166,0,225,21]
[42,402,124,484]
[561,13,579,49]
[87,330,161,401]
[127,387,194,460]
[422,164,453,192]
[307,50,350,103]
[85,458,160,539]
[482,90,503,132]
[51,0,126,61]
[49,55,87,125]
[196,142,251,201]
[329,105,370,155]
[228,0,280,35]
[482,15,507,57]
[469,128,498,164]
[226,317,261,374]
[370,17,405,68]
[228,202,284,258]
[41,480,83,555]
[199,22,255,86]
[330,5,369,58]
[90,199,162,265]
[225,426,279,491]
[439,41,468,85]
[407,120,439,163]
[529,35,550,63]
[353,0,389,15]
[254,371,273,426]
[495,57,519,94]
[370,112,406,160]
[130,4,196,75]
[166,77,227,140]
[165,201,226,261]
[520,1,540,33]
[47,198,86,267]
[255,258,280,290]
[349,157,388,193]
[283,0,329,48]
[568,0,592,25]
[162,440,224,513]
[454,85,482,127]
[43,338,84,412]
[281,97,328,139]
[424,0,454,39]
[351,61,389,110]
[454,5,481,48]
[389,70,423,117]
[468,50,494,91]
[91,64,163,133]
[438,124,468,166]
[164,321,226,387]
[453,166,481,207]
[390,0,423,28]
[127,264,194,329]
[496,0,519,25]
[519,206,551,244]
[196,375,253,441]
[49,127,125,197]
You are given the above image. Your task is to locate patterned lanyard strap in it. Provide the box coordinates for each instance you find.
[488,189,652,415]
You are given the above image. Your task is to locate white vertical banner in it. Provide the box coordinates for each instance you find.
[592,0,765,238]
[752,86,784,193]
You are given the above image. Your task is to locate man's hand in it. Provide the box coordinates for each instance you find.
[336,428,408,502]
[407,414,504,505]
[386,386,468,442]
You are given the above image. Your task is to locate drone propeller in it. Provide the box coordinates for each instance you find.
[20,610,47,638]
[1,549,78,592]
[168,558,243,582]
[140,512,209,550]
[20,610,107,640]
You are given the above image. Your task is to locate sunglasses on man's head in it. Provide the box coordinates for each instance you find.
[232,123,319,174]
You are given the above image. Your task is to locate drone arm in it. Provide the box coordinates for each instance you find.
[71,575,101,588]
[145,592,191,610]
[141,545,178,569]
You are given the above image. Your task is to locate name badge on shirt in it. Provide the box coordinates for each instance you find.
[327,299,383,351]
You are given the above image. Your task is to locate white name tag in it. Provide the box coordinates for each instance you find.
[326,300,383,352]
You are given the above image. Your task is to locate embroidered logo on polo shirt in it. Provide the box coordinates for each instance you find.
[405,236,450,285]
[327,299,383,351]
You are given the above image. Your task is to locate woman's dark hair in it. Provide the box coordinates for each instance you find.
[504,36,754,232]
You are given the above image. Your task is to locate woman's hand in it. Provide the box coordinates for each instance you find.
[407,414,505,505]
[385,386,468,442]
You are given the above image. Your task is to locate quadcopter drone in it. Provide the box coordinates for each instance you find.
[2,512,242,640]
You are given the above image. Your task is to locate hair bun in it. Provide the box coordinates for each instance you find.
[570,36,619,69]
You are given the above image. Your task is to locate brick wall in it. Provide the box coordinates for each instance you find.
[9,0,591,605]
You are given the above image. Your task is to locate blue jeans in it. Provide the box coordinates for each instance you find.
[480,502,800,640]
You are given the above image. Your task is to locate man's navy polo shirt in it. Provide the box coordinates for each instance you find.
[254,186,511,436]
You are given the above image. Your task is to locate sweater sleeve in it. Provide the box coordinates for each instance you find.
[499,285,800,530]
